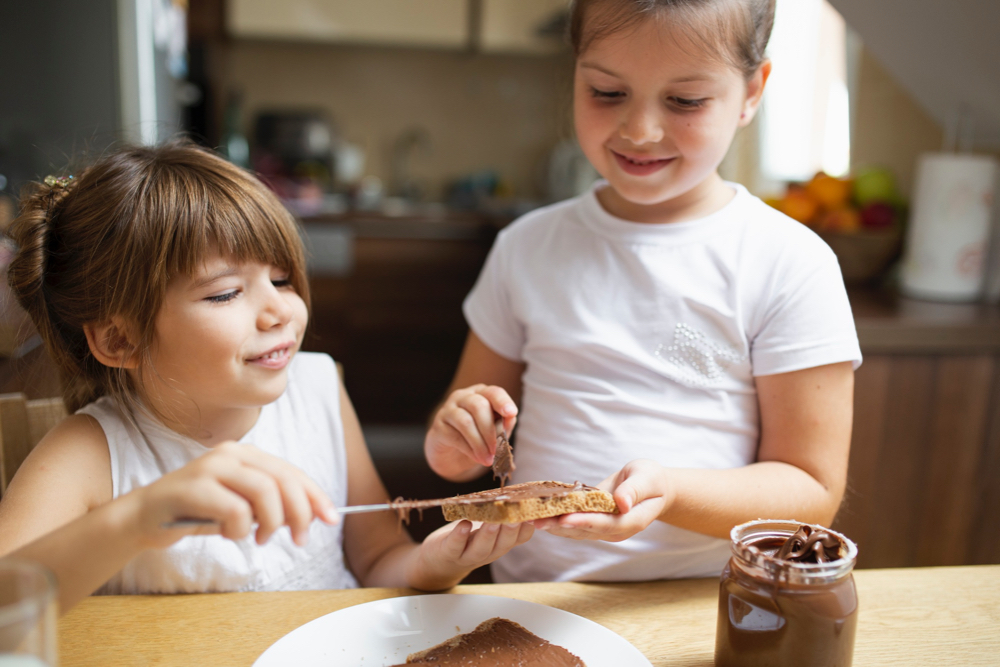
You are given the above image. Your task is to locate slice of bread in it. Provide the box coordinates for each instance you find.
[401,617,586,666]
[440,481,618,524]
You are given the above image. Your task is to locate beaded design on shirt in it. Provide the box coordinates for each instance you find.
[654,323,747,387]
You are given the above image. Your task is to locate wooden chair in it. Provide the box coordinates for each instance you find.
[0,393,67,497]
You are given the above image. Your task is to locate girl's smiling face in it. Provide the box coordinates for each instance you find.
[574,16,768,222]
[143,254,309,428]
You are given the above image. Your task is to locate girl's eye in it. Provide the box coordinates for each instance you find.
[206,290,239,304]
[669,96,707,110]
[590,86,624,100]
[271,278,292,289]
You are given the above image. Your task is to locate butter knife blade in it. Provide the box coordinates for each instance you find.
[161,503,404,528]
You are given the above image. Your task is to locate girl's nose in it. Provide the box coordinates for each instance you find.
[258,284,295,330]
[619,104,664,145]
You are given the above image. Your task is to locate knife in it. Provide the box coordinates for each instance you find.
[161,503,411,529]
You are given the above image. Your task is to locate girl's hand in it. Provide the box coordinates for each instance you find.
[425,384,517,478]
[411,520,534,590]
[532,459,674,542]
[126,442,339,550]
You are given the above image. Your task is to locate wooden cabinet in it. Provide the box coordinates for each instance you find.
[228,0,468,48]
[227,0,571,54]
[301,215,496,424]
[835,352,1000,568]
[480,0,568,54]
[832,290,1000,568]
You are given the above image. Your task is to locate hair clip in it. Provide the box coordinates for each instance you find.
[43,174,74,188]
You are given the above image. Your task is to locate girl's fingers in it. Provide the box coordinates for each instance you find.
[439,520,474,561]
[212,464,286,544]
[477,386,518,431]
[301,474,339,526]
[442,410,492,466]
[219,444,337,536]
[514,522,534,546]
[489,523,529,558]
[172,480,255,541]
[456,392,499,455]
[270,470,315,546]
[460,522,502,563]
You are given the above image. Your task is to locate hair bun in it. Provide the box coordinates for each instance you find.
[40,174,78,213]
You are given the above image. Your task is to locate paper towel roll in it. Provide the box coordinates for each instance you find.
[900,153,999,302]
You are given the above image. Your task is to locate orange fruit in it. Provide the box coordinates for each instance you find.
[806,173,853,209]
[816,206,861,233]
[781,189,821,225]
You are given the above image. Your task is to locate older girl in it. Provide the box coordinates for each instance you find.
[425,0,860,583]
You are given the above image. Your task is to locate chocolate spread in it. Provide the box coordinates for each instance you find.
[388,482,595,513]
[715,521,858,667]
[773,525,846,563]
[491,417,515,488]
[393,617,586,666]
[385,482,598,526]
[442,481,594,504]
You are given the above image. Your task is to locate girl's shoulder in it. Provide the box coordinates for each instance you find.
[496,196,585,241]
[287,351,338,385]
[736,192,837,262]
[282,351,341,407]
[9,411,112,510]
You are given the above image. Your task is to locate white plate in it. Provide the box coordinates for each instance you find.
[253,593,653,666]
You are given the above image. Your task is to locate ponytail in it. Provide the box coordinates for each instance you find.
[7,173,100,411]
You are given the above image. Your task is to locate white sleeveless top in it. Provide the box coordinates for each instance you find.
[78,352,359,594]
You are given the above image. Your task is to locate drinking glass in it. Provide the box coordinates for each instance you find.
[0,560,57,666]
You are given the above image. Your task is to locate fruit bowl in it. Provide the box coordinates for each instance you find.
[818,228,903,285]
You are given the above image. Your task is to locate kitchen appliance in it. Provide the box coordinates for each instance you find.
[899,152,999,302]
[253,111,336,183]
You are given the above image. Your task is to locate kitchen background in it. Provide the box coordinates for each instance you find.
[1,0,998,577]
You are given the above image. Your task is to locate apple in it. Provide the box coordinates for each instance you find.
[860,201,896,229]
[853,167,897,207]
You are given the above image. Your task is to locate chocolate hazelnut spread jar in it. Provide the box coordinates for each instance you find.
[714,520,859,667]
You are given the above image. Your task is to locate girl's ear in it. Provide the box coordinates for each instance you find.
[738,59,772,128]
[84,317,140,369]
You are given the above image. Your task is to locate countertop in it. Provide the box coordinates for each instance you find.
[59,565,1000,666]
[850,287,1000,353]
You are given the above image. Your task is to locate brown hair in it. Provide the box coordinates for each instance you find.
[569,0,775,78]
[6,140,310,413]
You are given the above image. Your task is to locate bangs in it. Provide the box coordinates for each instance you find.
[162,170,304,280]
[99,145,311,333]
[126,152,309,305]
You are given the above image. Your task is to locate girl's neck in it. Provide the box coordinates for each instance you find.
[140,395,261,448]
[597,172,735,224]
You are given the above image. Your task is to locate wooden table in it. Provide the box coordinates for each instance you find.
[59,565,999,666]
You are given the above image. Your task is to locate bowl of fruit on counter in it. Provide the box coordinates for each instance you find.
[767,168,905,285]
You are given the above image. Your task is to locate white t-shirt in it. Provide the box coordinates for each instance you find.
[464,182,862,583]
[79,352,359,594]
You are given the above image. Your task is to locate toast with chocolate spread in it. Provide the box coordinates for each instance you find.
[399,617,586,666]
[440,481,618,524]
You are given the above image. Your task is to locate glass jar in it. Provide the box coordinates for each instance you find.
[714,520,859,667]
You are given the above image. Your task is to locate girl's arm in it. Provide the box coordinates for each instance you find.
[339,376,532,590]
[0,416,337,613]
[533,361,854,540]
[424,332,526,482]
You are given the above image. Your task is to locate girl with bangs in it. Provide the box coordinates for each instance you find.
[0,141,533,612]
